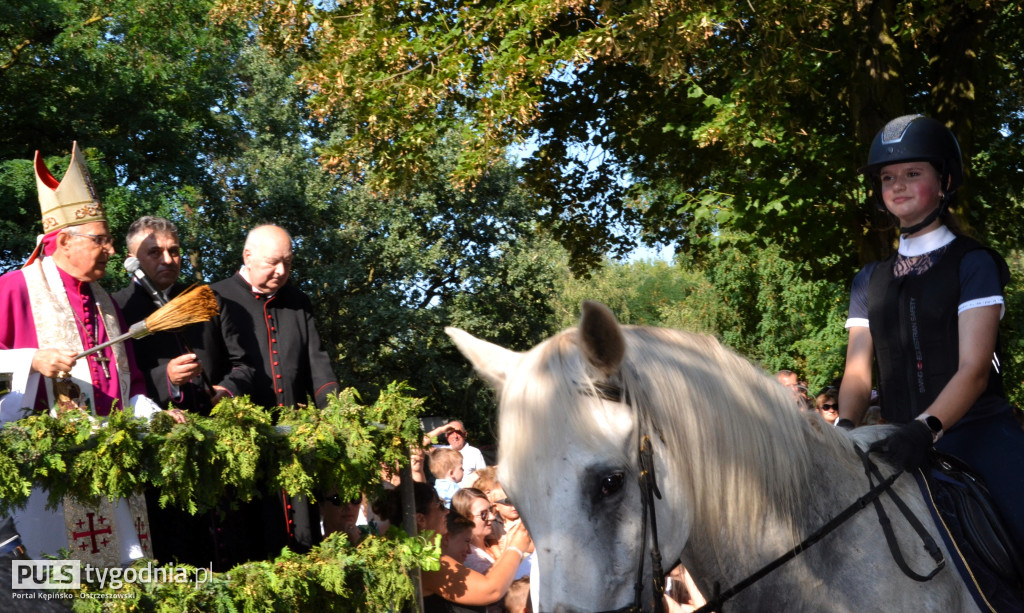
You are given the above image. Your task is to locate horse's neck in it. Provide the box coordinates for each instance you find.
[681,429,894,607]
[683,426,868,581]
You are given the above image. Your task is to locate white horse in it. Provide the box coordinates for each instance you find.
[446,301,980,612]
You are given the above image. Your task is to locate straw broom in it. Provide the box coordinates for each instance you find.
[73,284,220,360]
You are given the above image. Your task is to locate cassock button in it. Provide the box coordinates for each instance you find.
[276,374,282,379]
[271,339,277,343]
[272,350,278,355]
[271,327,276,331]
[273,361,279,366]
[277,389,283,393]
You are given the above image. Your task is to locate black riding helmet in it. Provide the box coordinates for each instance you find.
[860,114,963,234]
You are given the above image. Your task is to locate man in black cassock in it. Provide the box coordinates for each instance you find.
[114,215,255,570]
[212,223,340,555]
[211,224,339,410]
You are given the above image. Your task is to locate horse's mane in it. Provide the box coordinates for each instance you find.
[498,324,855,546]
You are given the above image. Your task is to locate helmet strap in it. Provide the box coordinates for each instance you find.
[899,192,950,236]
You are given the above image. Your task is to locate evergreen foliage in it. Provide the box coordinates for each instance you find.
[0,385,423,516]
[1,386,433,610]
[66,531,440,612]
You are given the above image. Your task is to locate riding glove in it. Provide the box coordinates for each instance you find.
[868,420,933,471]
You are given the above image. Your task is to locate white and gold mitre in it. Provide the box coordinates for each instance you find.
[35,141,105,233]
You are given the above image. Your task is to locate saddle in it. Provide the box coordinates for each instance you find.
[916,451,1024,612]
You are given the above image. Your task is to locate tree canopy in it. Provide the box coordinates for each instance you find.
[0,0,246,269]
[219,0,1024,276]
[4,0,1024,438]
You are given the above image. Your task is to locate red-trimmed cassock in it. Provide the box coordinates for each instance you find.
[211,272,339,410]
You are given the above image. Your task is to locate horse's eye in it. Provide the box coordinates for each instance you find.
[600,472,625,498]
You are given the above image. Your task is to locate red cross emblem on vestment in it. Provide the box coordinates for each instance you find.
[135,515,150,556]
[72,512,113,554]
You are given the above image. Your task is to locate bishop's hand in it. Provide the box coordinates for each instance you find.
[32,348,77,378]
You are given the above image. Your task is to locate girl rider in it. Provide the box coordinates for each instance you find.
[836,114,1024,553]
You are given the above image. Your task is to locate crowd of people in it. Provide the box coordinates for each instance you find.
[775,369,882,427]
[334,421,705,612]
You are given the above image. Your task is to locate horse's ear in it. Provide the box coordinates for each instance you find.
[579,300,625,377]
[445,327,520,393]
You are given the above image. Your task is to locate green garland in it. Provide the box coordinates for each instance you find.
[65,531,441,612]
[0,382,437,611]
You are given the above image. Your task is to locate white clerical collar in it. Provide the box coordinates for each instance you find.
[239,265,278,297]
[898,225,955,257]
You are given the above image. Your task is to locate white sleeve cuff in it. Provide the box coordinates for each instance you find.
[0,348,41,425]
[129,394,161,421]
[959,296,1004,319]
[845,317,869,330]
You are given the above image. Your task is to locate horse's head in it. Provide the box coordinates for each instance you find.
[449,301,838,611]
[447,301,715,611]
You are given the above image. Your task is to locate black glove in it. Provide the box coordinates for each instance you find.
[868,420,933,471]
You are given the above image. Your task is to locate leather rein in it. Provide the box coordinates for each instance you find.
[691,446,944,613]
[591,377,943,613]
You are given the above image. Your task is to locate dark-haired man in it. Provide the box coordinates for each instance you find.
[114,215,254,569]
[114,215,253,414]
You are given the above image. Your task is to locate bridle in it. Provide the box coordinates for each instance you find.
[591,380,667,613]
[588,381,944,613]
[594,433,669,613]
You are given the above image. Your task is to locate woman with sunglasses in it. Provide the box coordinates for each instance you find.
[452,488,501,573]
[452,488,514,613]
[814,387,839,425]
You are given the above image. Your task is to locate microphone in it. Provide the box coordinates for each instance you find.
[123,256,217,399]
[124,257,167,307]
